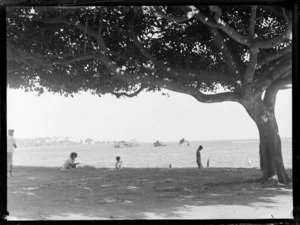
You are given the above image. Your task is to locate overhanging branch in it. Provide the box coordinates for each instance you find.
[253,21,292,49]
[151,6,191,22]
[270,73,292,91]
[41,17,106,52]
[115,69,241,103]
[53,54,98,65]
[43,17,120,74]
[244,47,259,84]
[155,6,251,47]
[8,46,53,69]
[208,27,241,79]
[10,44,98,67]
[128,15,168,70]
[249,6,257,37]
[263,74,292,108]
[109,51,141,70]
[258,46,292,67]
[83,16,88,55]
[254,55,292,96]
[111,84,146,98]
[191,6,251,47]
[260,6,292,20]
[97,8,104,37]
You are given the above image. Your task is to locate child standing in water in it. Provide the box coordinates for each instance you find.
[196,145,203,169]
[115,156,122,169]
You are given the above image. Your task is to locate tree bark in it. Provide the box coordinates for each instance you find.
[242,98,290,184]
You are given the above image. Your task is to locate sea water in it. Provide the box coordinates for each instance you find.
[12,138,292,169]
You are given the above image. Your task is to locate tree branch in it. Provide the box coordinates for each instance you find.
[282,8,289,23]
[111,84,146,98]
[41,16,123,77]
[10,42,100,67]
[190,6,251,47]
[8,46,53,69]
[41,17,108,52]
[209,6,222,24]
[96,9,108,53]
[269,73,292,91]
[151,6,191,22]
[53,54,98,65]
[253,21,292,49]
[109,51,141,70]
[84,16,88,56]
[257,46,292,67]
[208,27,241,79]
[128,13,169,71]
[254,55,292,96]
[194,91,241,103]
[202,5,291,50]
[249,6,257,37]
[260,6,292,20]
[263,74,292,108]
[102,51,237,87]
[154,6,251,47]
[89,50,241,102]
[98,8,104,37]
[7,68,24,74]
[244,47,259,83]
[119,70,241,103]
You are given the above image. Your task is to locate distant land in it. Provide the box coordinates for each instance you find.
[14,136,292,148]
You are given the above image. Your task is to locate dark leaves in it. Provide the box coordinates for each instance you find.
[7,6,291,96]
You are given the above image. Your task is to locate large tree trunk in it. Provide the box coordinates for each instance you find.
[242,98,290,184]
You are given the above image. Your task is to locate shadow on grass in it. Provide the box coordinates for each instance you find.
[7,166,293,220]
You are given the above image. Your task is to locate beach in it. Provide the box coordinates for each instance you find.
[7,166,293,220]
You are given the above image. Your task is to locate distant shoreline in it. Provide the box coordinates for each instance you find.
[14,137,292,148]
[15,137,292,141]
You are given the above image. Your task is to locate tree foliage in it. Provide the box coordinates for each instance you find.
[7,5,292,100]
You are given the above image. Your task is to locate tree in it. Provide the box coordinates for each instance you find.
[85,138,94,145]
[7,5,292,183]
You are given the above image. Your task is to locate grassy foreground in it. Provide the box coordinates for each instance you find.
[7,166,293,220]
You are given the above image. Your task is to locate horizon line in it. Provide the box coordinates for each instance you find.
[14,136,292,142]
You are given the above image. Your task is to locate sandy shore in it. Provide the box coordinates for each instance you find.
[7,166,293,220]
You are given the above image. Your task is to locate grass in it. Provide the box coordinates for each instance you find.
[7,166,293,220]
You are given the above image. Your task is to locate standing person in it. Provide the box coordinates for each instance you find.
[61,152,79,169]
[196,145,203,169]
[115,156,122,169]
[7,129,17,176]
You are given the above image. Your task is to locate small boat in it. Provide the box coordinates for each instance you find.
[153,140,167,147]
[179,138,189,146]
[114,140,140,148]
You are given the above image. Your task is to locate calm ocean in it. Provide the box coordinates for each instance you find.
[12,138,292,169]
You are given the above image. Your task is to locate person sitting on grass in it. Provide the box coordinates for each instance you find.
[61,152,79,169]
[115,156,122,169]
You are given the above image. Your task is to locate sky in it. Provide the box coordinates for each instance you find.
[7,88,292,142]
